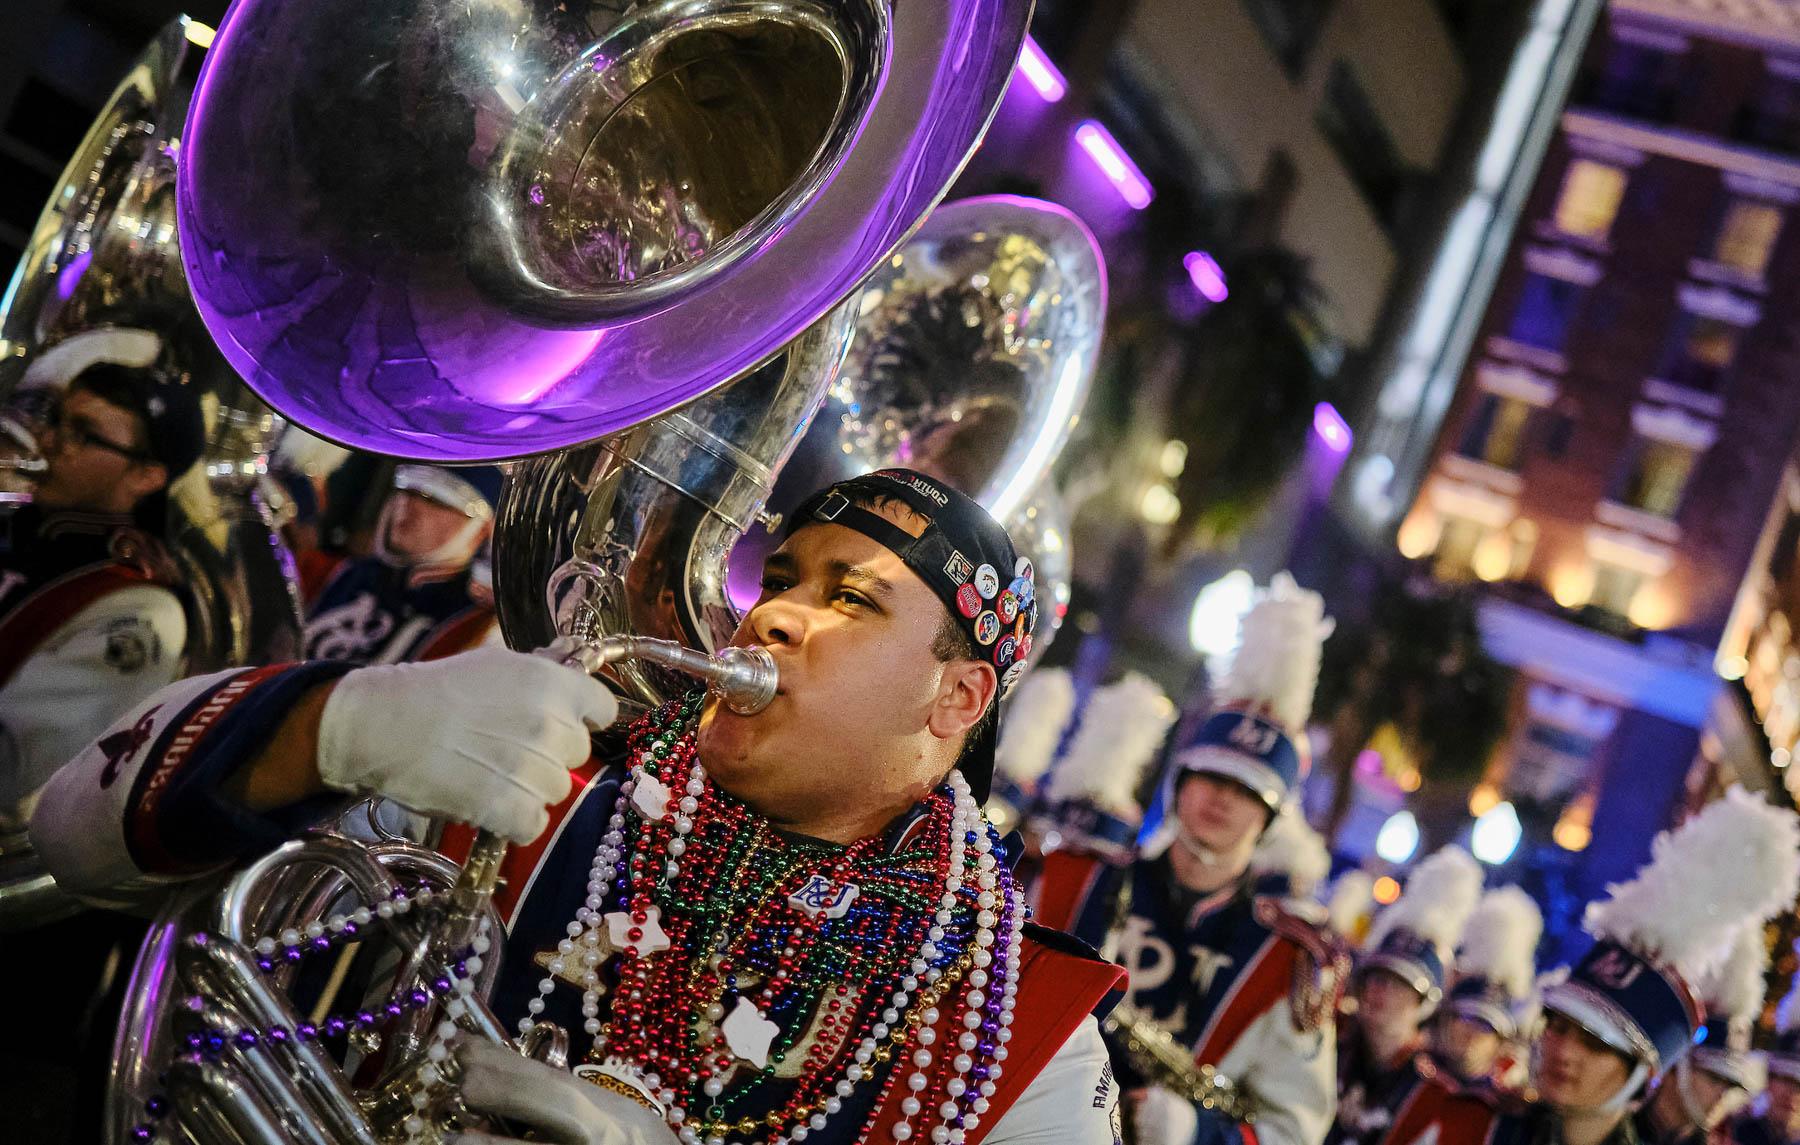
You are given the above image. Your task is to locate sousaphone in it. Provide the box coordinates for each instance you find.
[106,0,1039,1140]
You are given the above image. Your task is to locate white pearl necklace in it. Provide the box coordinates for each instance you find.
[526,730,1022,1145]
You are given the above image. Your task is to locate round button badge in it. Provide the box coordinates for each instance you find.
[955,583,982,619]
[973,563,1001,600]
[995,635,1018,667]
[1009,575,1033,607]
[1014,556,1034,582]
[996,590,1020,624]
[974,611,1001,645]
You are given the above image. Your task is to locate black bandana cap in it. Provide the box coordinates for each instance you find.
[787,469,1041,804]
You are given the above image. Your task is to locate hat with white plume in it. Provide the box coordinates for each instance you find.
[1173,573,1333,812]
[1689,923,1772,1092]
[1250,804,1332,899]
[1044,673,1175,856]
[1544,787,1800,1076]
[992,667,1077,805]
[1363,845,1484,1009]
[1447,887,1544,1039]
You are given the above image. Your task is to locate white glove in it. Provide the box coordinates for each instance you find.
[1132,1085,1200,1145]
[449,1039,678,1144]
[317,647,617,843]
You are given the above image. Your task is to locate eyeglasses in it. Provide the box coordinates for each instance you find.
[46,407,150,463]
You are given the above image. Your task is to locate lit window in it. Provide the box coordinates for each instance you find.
[1614,437,1698,517]
[1554,160,1628,240]
[1658,312,1742,393]
[1433,516,1486,582]
[1712,199,1784,279]
[1590,561,1645,617]
[1506,272,1585,353]
[1458,393,1534,470]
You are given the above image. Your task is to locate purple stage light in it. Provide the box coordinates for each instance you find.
[1075,121,1153,210]
[1017,36,1067,102]
[1313,402,1353,453]
[1183,251,1228,303]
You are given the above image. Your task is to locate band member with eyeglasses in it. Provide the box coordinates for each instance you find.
[1368,789,1798,1145]
[0,355,206,1144]
[1,359,204,824]
[1032,574,1346,1145]
[28,468,1126,1144]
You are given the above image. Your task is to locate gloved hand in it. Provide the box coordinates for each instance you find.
[448,1038,678,1144]
[1131,1085,1201,1145]
[317,647,617,843]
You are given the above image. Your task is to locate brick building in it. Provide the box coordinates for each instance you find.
[1396,0,1800,925]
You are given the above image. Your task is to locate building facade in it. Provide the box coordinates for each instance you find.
[1398,0,1800,924]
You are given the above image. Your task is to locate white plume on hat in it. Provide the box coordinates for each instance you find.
[1583,786,1800,981]
[1697,922,1770,1027]
[1366,845,1484,957]
[274,425,352,478]
[1327,871,1377,942]
[1045,672,1175,814]
[1215,572,1334,734]
[1251,804,1332,897]
[1457,887,1544,1001]
[21,326,161,390]
[993,667,1077,788]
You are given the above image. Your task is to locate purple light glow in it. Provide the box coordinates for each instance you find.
[1313,402,1352,453]
[1074,121,1153,210]
[1017,36,1067,102]
[56,250,94,301]
[1183,251,1227,303]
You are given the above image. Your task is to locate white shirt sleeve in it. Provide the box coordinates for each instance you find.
[983,1015,1123,1145]
[0,584,187,822]
[1215,999,1337,1145]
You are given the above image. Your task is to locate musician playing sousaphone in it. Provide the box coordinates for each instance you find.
[28,468,1125,1144]
[1032,573,1345,1145]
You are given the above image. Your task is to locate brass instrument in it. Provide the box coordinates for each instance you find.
[94,0,1083,1140]
[0,17,301,930]
[0,16,300,674]
[1103,1000,1262,1124]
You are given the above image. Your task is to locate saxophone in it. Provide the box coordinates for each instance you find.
[1102,1000,1261,1124]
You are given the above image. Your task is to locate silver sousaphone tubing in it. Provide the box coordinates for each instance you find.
[108,0,1036,1140]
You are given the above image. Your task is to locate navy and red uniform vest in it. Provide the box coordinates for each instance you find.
[300,553,493,664]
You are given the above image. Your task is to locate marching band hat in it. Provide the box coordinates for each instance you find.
[1174,573,1332,812]
[1541,788,1800,1077]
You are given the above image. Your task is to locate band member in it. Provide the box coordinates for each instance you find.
[0,356,205,1144]
[1329,846,1483,1145]
[1032,572,1343,1145]
[1636,924,1770,1145]
[1,360,204,820]
[1431,888,1544,1093]
[1734,1019,1800,1145]
[299,463,504,663]
[29,468,1125,1144]
[1377,787,1800,1145]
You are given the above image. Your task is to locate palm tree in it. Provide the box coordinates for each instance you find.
[1312,569,1512,844]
